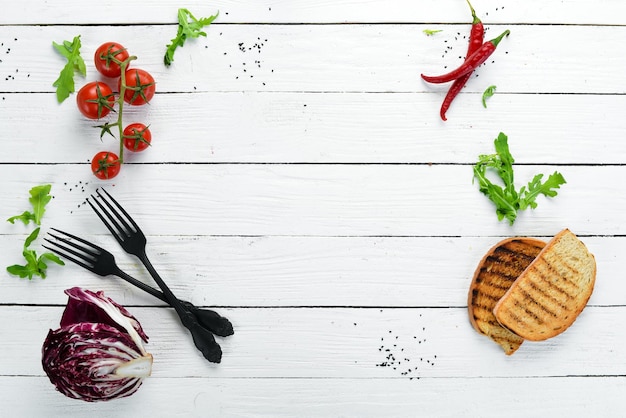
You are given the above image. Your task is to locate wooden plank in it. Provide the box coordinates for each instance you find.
[1,25,625,94]
[2,1,624,416]
[2,92,625,164]
[1,305,623,378]
[0,164,623,237]
[0,235,621,307]
[3,0,626,25]
[0,375,624,417]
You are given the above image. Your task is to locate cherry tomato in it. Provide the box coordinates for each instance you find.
[123,123,152,152]
[76,81,115,119]
[119,69,155,105]
[91,151,121,180]
[94,42,130,78]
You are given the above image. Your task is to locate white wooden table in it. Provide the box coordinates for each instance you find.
[2,1,625,416]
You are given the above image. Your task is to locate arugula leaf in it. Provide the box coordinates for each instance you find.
[423,29,443,36]
[24,226,40,247]
[482,85,497,108]
[52,35,87,103]
[473,132,567,225]
[6,228,65,280]
[6,185,63,280]
[519,172,567,210]
[29,184,53,225]
[7,210,36,225]
[7,184,52,226]
[164,8,219,67]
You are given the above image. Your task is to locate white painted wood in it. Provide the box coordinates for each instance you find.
[1,376,624,418]
[2,92,625,164]
[3,0,626,25]
[2,0,625,415]
[2,306,623,378]
[0,25,624,94]
[0,235,623,307]
[0,164,622,237]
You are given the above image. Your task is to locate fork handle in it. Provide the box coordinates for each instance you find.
[138,252,223,363]
[115,269,234,337]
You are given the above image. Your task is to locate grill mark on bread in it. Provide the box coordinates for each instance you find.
[473,302,499,316]
[540,276,576,302]
[501,308,527,330]
[496,243,541,262]
[545,257,579,284]
[474,266,527,298]
[531,261,578,300]
[474,279,515,294]
[488,246,537,271]
[516,287,559,319]
[480,260,523,282]
[525,280,570,311]
[476,272,515,287]
[568,254,581,264]
[473,293,502,305]
[547,254,582,288]
[513,297,543,325]
[527,262,576,300]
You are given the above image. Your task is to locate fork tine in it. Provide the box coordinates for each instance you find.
[98,188,141,231]
[48,227,103,257]
[43,241,94,272]
[88,195,128,243]
[95,188,139,237]
[43,228,108,274]
[42,232,100,273]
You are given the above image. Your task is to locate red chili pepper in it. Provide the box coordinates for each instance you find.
[422,29,510,84]
[440,0,484,121]
[464,0,484,54]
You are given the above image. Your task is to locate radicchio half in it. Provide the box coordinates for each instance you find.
[42,287,153,402]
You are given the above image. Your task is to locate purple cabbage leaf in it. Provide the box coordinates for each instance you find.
[42,287,153,402]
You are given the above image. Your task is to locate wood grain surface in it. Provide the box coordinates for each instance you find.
[1,1,624,416]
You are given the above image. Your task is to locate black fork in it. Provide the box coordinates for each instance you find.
[43,228,233,337]
[88,188,224,363]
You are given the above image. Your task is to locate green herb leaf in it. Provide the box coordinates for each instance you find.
[519,172,567,210]
[6,186,63,280]
[164,8,219,67]
[423,29,443,36]
[6,228,65,280]
[7,210,36,225]
[52,35,87,103]
[482,85,497,108]
[29,184,52,225]
[473,132,566,225]
[24,226,40,248]
[7,184,53,226]
[41,251,65,266]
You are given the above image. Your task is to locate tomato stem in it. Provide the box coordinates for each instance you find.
[115,55,137,164]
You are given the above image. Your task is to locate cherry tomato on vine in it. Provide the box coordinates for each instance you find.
[94,42,130,78]
[123,123,152,152]
[91,151,121,180]
[76,81,115,119]
[120,68,155,105]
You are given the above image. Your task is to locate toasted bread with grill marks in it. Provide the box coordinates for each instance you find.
[493,229,596,342]
[468,237,546,355]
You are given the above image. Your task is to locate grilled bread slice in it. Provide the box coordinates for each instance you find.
[468,237,546,355]
[493,229,596,341]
